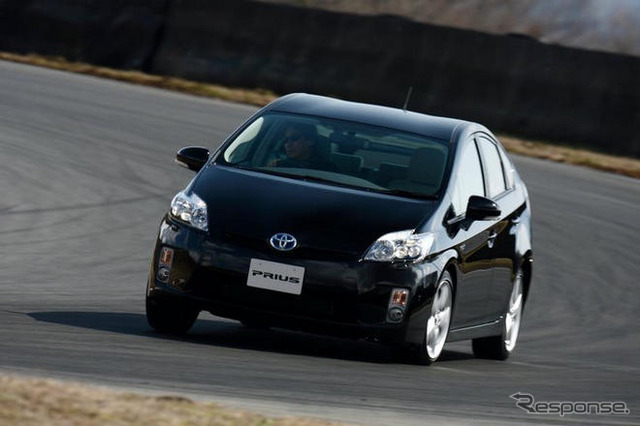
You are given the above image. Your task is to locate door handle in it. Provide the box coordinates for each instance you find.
[487,230,497,248]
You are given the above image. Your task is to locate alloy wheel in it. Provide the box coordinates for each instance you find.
[426,280,453,360]
[504,273,523,352]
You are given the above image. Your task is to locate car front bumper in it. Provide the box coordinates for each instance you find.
[147,217,442,344]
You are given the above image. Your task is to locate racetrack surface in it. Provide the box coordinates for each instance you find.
[1,60,638,425]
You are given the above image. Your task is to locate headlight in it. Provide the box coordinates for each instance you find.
[170,190,208,232]
[363,230,434,262]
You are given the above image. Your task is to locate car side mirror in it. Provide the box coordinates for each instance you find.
[176,146,210,172]
[466,195,501,221]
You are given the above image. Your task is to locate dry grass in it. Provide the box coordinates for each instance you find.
[499,135,640,179]
[0,374,341,426]
[2,51,639,179]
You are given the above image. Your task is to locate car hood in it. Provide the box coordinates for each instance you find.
[191,166,436,257]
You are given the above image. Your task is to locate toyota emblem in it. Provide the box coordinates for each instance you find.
[269,233,298,251]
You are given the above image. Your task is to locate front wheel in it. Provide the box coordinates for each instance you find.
[146,295,199,335]
[472,270,524,360]
[410,271,453,365]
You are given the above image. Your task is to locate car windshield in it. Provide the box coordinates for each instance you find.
[218,112,449,198]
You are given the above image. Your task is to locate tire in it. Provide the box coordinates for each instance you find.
[146,295,199,335]
[410,271,454,365]
[472,269,524,360]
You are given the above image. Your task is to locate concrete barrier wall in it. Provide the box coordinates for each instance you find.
[2,0,639,157]
[0,0,168,70]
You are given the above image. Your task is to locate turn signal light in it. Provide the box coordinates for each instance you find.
[390,288,409,307]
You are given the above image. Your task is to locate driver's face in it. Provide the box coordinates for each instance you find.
[284,128,313,160]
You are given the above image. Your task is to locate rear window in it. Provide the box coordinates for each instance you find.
[219,112,449,198]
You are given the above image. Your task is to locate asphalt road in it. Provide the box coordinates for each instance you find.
[1,60,639,425]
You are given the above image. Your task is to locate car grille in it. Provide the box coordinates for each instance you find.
[219,231,359,262]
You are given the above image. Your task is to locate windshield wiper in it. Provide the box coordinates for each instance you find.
[252,168,299,179]
[257,169,362,189]
[297,174,346,185]
[224,163,254,171]
[252,168,331,183]
[381,188,436,199]
[228,165,434,198]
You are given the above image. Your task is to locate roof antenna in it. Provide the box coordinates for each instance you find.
[402,86,413,112]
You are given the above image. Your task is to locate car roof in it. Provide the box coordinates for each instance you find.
[267,93,472,142]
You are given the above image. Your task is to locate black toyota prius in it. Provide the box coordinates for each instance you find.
[146,93,533,365]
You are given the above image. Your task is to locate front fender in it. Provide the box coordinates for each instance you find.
[404,249,458,345]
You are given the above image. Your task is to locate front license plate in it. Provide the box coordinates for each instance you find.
[247,258,305,295]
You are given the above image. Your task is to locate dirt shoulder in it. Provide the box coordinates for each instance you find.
[499,135,640,179]
[2,51,638,180]
[0,374,341,426]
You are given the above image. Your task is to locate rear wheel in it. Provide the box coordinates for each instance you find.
[472,270,524,360]
[411,271,453,365]
[146,295,199,335]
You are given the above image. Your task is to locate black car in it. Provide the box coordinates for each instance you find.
[146,93,533,364]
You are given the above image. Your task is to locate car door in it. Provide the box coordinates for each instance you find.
[476,135,518,321]
[448,138,496,328]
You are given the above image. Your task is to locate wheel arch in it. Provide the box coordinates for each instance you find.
[445,260,458,301]
[520,251,533,307]
[432,249,460,315]
[428,246,459,291]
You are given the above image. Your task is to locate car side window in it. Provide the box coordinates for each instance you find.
[497,144,515,190]
[452,140,485,216]
[477,137,507,198]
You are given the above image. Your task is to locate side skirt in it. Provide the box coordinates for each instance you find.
[447,318,503,342]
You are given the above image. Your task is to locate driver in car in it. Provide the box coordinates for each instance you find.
[270,123,334,170]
